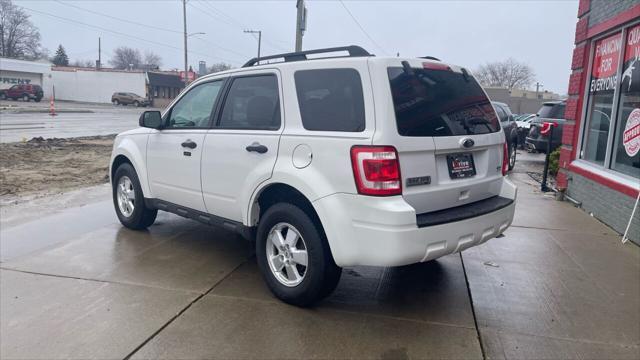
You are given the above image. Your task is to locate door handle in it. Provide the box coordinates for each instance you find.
[181,140,197,149]
[246,142,268,154]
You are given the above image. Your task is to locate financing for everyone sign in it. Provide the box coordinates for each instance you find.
[590,32,623,93]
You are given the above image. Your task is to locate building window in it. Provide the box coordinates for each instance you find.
[153,87,158,97]
[580,23,640,179]
[612,24,640,178]
[582,32,622,165]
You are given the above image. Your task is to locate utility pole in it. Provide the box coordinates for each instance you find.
[535,82,543,99]
[97,37,101,69]
[244,30,262,59]
[183,0,188,81]
[295,0,306,52]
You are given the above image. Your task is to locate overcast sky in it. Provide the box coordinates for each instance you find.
[17,0,578,94]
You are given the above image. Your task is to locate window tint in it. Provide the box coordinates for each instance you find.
[167,80,223,128]
[295,69,365,132]
[218,75,280,130]
[388,67,499,136]
[494,105,508,122]
[537,103,566,119]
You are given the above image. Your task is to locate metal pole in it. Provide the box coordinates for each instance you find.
[541,125,554,192]
[183,0,188,80]
[258,31,262,59]
[98,37,101,69]
[295,0,305,51]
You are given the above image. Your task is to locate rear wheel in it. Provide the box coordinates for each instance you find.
[133,100,140,107]
[256,203,341,307]
[112,163,157,230]
[0,93,5,100]
[508,141,517,170]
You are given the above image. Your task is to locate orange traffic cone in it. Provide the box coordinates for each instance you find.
[49,96,57,116]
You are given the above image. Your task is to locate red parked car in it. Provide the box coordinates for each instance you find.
[0,84,44,102]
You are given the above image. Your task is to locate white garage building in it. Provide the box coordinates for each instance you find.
[0,57,148,103]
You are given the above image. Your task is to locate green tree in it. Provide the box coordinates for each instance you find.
[52,44,69,66]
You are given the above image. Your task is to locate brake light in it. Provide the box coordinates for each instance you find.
[502,142,509,176]
[422,62,451,71]
[350,146,402,196]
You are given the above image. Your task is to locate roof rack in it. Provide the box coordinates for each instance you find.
[242,45,373,68]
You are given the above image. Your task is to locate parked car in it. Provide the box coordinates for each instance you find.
[492,101,518,170]
[109,46,517,306]
[526,101,566,153]
[111,92,150,107]
[0,84,43,102]
[514,114,536,149]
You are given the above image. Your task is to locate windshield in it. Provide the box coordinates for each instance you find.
[388,66,500,136]
[537,103,565,119]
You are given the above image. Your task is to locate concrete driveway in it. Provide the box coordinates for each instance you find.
[1,173,638,359]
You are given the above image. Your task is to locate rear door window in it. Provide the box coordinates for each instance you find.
[218,75,281,130]
[388,66,499,136]
[294,68,365,132]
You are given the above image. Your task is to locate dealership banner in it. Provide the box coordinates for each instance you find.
[621,24,640,93]
[590,32,622,93]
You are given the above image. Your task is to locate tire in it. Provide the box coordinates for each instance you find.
[34,97,42,103]
[256,203,342,307]
[113,99,120,105]
[22,94,29,102]
[0,93,5,100]
[112,163,157,230]
[508,141,517,171]
[133,100,140,107]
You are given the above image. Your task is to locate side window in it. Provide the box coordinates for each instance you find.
[295,68,365,132]
[218,75,280,130]
[167,80,223,129]
[495,105,507,122]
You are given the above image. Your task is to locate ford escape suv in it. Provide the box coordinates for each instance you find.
[110,46,517,306]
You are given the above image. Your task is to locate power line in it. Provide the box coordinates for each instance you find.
[21,5,240,64]
[338,0,389,56]
[53,0,182,35]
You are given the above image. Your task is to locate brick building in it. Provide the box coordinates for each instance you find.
[559,0,640,243]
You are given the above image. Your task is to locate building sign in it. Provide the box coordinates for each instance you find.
[590,32,622,93]
[621,24,640,93]
[0,77,32,85]
[179,70,196,82]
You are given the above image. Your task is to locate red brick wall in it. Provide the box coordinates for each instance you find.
[577,0,590,17]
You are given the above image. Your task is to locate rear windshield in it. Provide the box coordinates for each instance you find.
[537,103,565,119]
[388,66,499,137]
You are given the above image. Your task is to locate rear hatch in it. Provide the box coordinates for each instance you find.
[371,58,506,214]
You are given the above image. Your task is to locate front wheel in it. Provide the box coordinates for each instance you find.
[508,141,517,170]
[0,93,5,100]
[133,100,140,107]
[256,203,341,307]
[113,99,120,105]
[112,163,157,230]
[22,94,29,102]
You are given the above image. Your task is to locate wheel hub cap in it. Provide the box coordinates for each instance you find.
[266,223,308,287]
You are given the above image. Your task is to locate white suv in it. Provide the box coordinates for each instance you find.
[110,46,517,306]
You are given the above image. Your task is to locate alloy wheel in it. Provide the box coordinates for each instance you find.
[266,222,308,287]
[116,176,136,217]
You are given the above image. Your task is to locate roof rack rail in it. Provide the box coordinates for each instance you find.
[242,45,373,67]
[420,56,441,61]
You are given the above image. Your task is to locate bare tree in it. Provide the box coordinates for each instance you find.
[70,59,94,68]
[0,0,44,60]
[143,50,162,68]
[207,62,233,74]
[110,46,142,70]
[475,58,535,90]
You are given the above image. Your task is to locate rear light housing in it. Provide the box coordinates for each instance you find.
[502,142,509,176]
[350,146,402,196]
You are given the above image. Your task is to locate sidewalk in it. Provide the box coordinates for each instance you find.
[463,173,640,359]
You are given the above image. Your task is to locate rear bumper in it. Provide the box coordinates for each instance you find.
[313,178,517,267]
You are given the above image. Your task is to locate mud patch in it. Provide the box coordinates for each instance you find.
[0,135,114,198]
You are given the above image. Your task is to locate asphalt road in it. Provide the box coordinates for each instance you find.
[0,101,145,143]
[1,173,638,359]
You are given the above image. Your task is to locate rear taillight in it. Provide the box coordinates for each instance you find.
[502,142,509,176]
[350,146,402,196]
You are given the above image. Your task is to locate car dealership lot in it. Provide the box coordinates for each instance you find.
[1,173,638,359]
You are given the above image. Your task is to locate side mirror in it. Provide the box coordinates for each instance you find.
[139,111,163,129]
